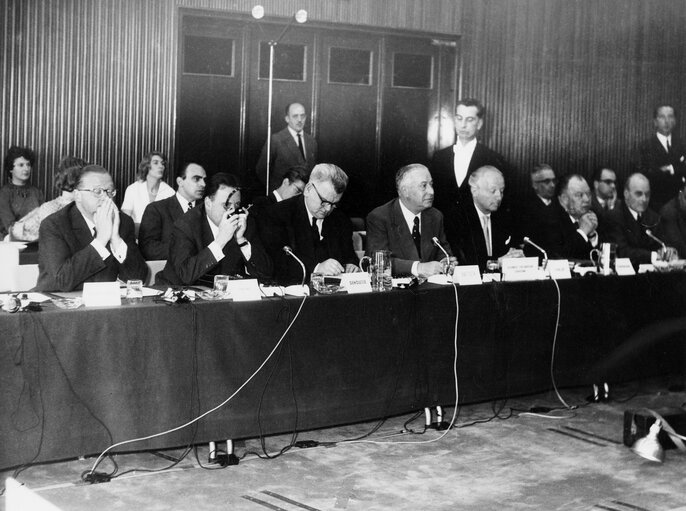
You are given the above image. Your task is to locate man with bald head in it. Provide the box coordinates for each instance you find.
[256,102,318,192]
[366,163,456,277]
[447,165,522,271]
[605,173,664,268]
[554,174,600,260]
[138,162,207,260]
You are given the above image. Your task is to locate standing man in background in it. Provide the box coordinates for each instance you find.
[256,102,318,192]
[430,98,512,215]
[637,104,686,211]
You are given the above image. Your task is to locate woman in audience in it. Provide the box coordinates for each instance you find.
[121,151,175,225]
[9,156,87,241]
[0,145,44,239]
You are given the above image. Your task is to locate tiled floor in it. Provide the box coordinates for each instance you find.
[3,381,686,510]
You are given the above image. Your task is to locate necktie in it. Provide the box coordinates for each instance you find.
[297,133,305,160]
[412,216,421,257]
[92,227,97,239]
[188,201,194,211]
[667,139,671,154]
[637,213,642,224]
[483,216,492,257]
[311,216,320,243]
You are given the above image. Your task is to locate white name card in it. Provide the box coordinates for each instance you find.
[83,281,121,307]
[501,257,540,281]
[481,272,501,283]
[226,279,262,301]
[615,258,636,276]
[427,274,452,285]
[340,272,372,293]
[453,265,482,285]
[546,259,572,280]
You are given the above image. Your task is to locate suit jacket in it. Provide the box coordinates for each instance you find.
[36,202,147,291]
[258,195,358,285]
[604,203,662,267]
[659,198,686,258]
[366,199,452,276]
[514,194,563,256]
[160,204,272,286]
[138,195,185,260]
[430,141,512,215]
[637,134,686,210]
[256,128,317,191]
[447,201,513,272]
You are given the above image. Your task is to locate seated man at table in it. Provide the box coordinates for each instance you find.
[248,165,307,223]
[258,163,359,285]
[366,163,456,277]
[36,164,147,291]
[160,173,272,286]
[659,178,686,258]
[447,165,523,272]
[605,172,664,268]
[138,162,207,260]
[515,164,561,255]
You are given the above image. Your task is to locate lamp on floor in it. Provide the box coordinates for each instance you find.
[631,420,665,463]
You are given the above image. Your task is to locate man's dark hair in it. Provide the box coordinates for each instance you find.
[456,98,485,118]
[557,174,586,197]
[653,104,677,119]
[176,161,202,180]
[592,166,614,183]
[4,145,35,176]
[283,165,308,184]
[206,172,241,199]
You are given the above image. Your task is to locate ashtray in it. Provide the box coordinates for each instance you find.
[52,297,83,309]
[313,283,341,294]
[198,290,230,301]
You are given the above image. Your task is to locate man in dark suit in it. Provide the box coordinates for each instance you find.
[248,166,307,225]
[160,173,272,286]
[660,179,686,258]
[515,164,561,257]
[138,162,207,260]
[605,173,663,268]
[256,102,318,192]
[554,174,600,260]
[637,104,686,211]
[447,166,522,272]
[430,98,512,215]
[36,164,147,291]
[366,163,456,277]
[591,166,621,218]
[258,163,359,285]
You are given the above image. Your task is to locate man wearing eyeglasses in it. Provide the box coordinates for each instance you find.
[258,163,359,285]
[591,167,621,218]
[36,164,147,291]
[159,173,272,286]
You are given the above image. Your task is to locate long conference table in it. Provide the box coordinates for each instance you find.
[2,272,686,470]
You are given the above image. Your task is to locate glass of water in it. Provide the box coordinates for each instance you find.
[213,275,230,297]
[126,279,143,304]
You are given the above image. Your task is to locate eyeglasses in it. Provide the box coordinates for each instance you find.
[310,182,339,209]
[599,179,616,185]
[223,188,241,211]
[534,178,557,185]
[78,187,117,198]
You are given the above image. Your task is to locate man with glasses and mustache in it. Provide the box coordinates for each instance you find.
[591,167,621,220]
[36,164,147,291]
[159,173,272,286]
[258,163,359,285]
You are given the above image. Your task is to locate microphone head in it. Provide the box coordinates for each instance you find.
[645,229,652,236]
[282,245,292,254]
[432,236,440,245]
[523,236,531,244]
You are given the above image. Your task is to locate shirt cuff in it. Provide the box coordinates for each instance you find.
[208,241,225,262]
[411,261,419,277]
[90,239,111,260]
[110,238,128,263]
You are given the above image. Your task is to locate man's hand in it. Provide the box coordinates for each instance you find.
[344,263,361,273]
[498,248,525,262]
[93,199,115,245]
[578,211,598,236]
[215,212,240,248]
[316,258,345,275]
[233,211,248,244]
[660,164,675,174]
[417,261,444,278]
[109,205,123,247]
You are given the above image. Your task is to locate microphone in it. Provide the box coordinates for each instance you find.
[645,229,667,250]
[432,237,453,275]
[523,236,549,269]
[283,245,307,287]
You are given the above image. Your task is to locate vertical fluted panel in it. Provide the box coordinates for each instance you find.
[461,0,686,198]
[0,0,177,199]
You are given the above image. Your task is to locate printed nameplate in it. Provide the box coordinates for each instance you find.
[501,257,539,281]
[615,258,636,276]
[453,265,482,285]
[227,279,262,301]
[83,281,121,307]
[340,272,372,293]
[546,259,572,279]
